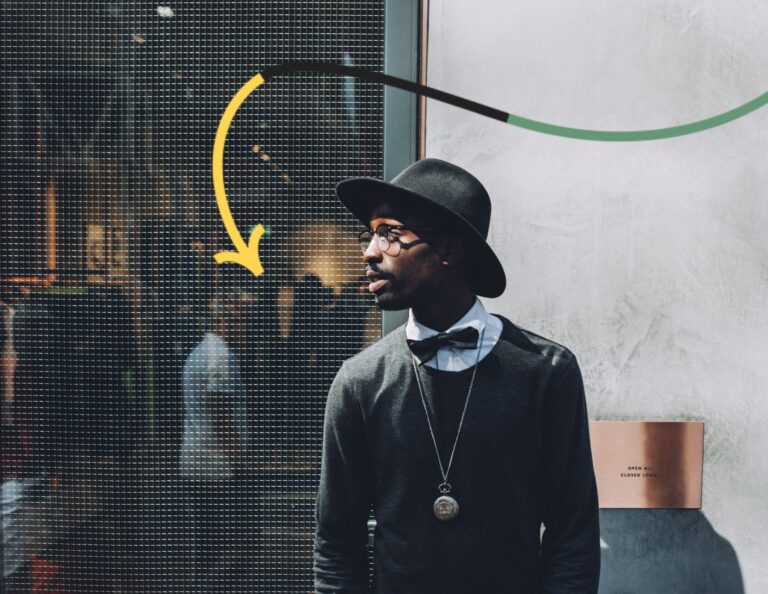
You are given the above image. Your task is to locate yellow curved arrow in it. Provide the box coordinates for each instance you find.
[212,72,266,277]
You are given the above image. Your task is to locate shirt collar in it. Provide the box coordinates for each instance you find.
[405,296,488,341]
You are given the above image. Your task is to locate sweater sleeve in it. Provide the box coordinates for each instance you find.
[539,354,601,594]
[314,361,373,593]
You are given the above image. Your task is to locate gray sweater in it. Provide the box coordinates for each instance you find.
[314,314,600,593]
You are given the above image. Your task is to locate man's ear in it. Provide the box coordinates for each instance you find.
[437,237,466,267]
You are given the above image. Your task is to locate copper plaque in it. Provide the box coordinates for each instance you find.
[589,421,704,509]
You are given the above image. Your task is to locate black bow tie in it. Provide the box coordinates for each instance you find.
[406,326,480,366]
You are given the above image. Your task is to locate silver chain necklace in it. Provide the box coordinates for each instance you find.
[410,325,486,521]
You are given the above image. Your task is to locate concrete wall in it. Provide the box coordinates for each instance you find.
[425,2,768,592]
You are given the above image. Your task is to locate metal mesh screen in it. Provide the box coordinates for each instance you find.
[2,1,385,591]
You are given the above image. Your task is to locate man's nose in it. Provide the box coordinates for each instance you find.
[362,235,382,261]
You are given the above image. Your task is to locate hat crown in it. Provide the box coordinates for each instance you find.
[391,158,491,239]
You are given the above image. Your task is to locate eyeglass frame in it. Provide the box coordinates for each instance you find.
[358,223,436,256]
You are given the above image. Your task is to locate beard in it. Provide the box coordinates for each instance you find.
[371,278,426,311]
[374,294,406,310]
[371,278,408,310]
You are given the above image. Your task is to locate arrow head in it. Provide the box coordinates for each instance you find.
[214,223,265,277]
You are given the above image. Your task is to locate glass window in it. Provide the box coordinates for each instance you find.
[1,2,385,591]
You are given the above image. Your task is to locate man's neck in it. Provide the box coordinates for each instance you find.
[411,292,476,332]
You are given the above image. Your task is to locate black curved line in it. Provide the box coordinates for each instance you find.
[261,61,509,122]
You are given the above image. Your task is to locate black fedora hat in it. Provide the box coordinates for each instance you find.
[335,158,506,298]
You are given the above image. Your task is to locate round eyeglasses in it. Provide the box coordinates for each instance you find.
[358,224,434,256]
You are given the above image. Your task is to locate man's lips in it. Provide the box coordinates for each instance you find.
[368,278,389,293]
[366,272,390,293]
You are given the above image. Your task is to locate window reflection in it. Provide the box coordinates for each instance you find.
[1,2,385,591]
[2,260,380,591]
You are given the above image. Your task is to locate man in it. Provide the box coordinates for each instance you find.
[2,299,30,592]
[180,290,253,585]
[313,158,601,593]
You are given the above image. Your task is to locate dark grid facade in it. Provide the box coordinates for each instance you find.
[1,1,386,591]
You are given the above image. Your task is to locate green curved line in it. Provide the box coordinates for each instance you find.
[506,89,768,141]
[262,63,768,141]
[264,63,768,141]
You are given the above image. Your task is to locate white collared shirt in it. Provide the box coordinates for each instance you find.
[405,296,503,371]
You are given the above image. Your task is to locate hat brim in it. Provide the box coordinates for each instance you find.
[336,177,506,298]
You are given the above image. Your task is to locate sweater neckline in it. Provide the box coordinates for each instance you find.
[399,320,504,377]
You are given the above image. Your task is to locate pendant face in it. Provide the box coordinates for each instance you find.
[433,495,459,521]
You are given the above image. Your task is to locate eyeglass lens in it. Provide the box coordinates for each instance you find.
[358,226,399,255]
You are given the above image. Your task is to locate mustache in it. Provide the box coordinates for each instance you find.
[364,266,391,279]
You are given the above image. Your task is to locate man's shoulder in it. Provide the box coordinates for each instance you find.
[492,313,577,372]
[336,323,408,382]
[185,333,220,359]
[183,332,236,378]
